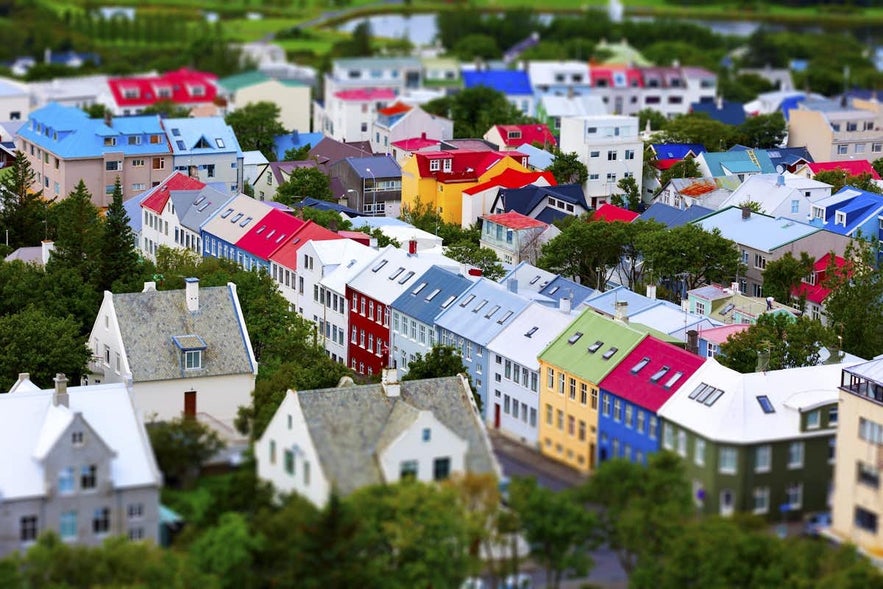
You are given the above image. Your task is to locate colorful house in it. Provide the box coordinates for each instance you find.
[107,68,218,116]
[479,211,555,265]
[482,124,557,151]
[461,168,556,228]
[793,253,846,324]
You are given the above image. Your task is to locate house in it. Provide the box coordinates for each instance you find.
[4,240,54,267]
[0,373,161,557]
[658,359,847,519]
[693,206,851,298]
[652,176,737,211]
[370,102,453,156]
[491,183,591,224]
[217,70,312,134]
[307,136,373,176]
[644,142,706,197]
[499,261,595,307]
[793,253,846,324]
[696,324,750,359]
[163,117,244,195]
[806,187,883,245]
[695,148,777,180]
[744,90,823,119]
[829,358,883,558]
[487,300,579,445]
[764,146,813,173]
[716,173,832,221]
[687,283,803,325]
[461,168,556,229]
[138,171,208,260]
[527,61,592,98]
[483,124,557,151]
[87,279,257,430]
[587,65,644,117]
[787,97,883,163]
[347,244,459,376]
[639,202,714,228]
[235,208,309,272]
[17,103,173,207]
[28,74,112,112]
[318,87,396,143]
[330,155,402,217]
[401,149,531,226]
[0,76,29,122]
[796,160,881,181]
[421,56,462,94]
[513,142,556,172]
[106,68,218,116]
[593,203,639,223]
[255,371,500,507]
[390,266,474,379]
[558,115,643,209]
[389,135,441,165]
[200,194,275,267]
[479,211,556,265]
[597,336,705,465]
[589,65,717,118]
[462,69,535,116]
[535,94,607,134]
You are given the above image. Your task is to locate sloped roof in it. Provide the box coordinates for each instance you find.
[594,203,639,223]
[141,172,206,214]
[267,220,342,271]
[274,131,325,161]
[111,283,255,382]
[391,136,439,151]
[492,124,557,149]
[487,300,578,370]
[345,154,401,179]
[701,149,776,177]
[538,94,607,118]
[164,117,241,156]
[462,70,532,95]
[202,194,273,244]
[462,168,555,196]
[292,375,498,495]
[537,276,595,307]
[512,142,555,170]
[348,245,459,305]
[108,68,218,107]
[496,183,588,216]
[413,149,525,182]
[483,211,547,230]
[434,277,533,347]
[650,143,706,160]
[180,185,232,232]
[235,208,306,260]
[217,69,269,92]
[693,206,819,252]
[810,187,883,237]
[391,265,474,325]
[308,136,373,170]
[334,88,396,101]
[698,323,750,345]
[808,160,880,180]
[690,99,746,126]
[639,203,714,228]
[378,101,412,116]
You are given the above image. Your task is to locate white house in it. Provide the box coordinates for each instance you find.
[370,102,453,156]
[255,370,501,507]
[87,279,257,431]
[716,173,833,221]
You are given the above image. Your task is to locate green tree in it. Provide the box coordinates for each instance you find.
[299,207,353,231]
[823,239,883,359]
[424,86,529,139]
[813,169,882,194]
[97,177,140,292]
[283,144,312,161]
[444,240,505,280]
[146,417,225,488]
[718,72,775,103]
[82,103,111,119]
[509,477,599,589]
[403,344,469,382]
[718,313,832,373]
[452,34,501,61]
[638,108,668,133]
[762,251,814,306]
[546,151,588,186]
[734,112,787,149]
[0,306,90,391]
[655,157,701,195]
[225,102,287,161]
[47,180,102,285]
[190,513,260,589]
[276,167,333,204]
[0,151,48,249]
[658,112,735,151]
[873,157,883,179]
[141,99,191,118]
[538,214,626,290]
[610,176,642,211]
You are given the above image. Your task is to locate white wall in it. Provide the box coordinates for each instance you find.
[377,411,467,483]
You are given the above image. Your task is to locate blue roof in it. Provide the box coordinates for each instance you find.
[462,70,532,95]
[391,266,473,325]
[19,102,168,158]
[812,187,883,237]
[779,94,807,120]
[582,286,661,318]
[435,278,532,346]
[164,117,242,156]
[701,149,776,177]
[124,190,148,234]
[497,183,588,217]
[537,276,595,307]
[639,203,714,228]
[651,143,706,159]
[514,143,555,170]
[693,206,819,252]
[274,130,324,161]
[763,146,813,167]
[345,155,401,179]
[350,216,413,230]
[535,207,568,224]
[690,100,746,126]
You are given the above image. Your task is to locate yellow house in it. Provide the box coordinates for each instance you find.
[536,310,647,473]
[400,149,530,225]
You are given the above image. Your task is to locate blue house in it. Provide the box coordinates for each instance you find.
[462,69,535,117]
[808,186,883,247]
[690,99,746,126]
[491,184,591,223]
[697,148,776,179]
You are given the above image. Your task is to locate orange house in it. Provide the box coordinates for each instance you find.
[401,149,531,225]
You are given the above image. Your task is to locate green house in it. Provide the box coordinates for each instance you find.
[658,358,842,521]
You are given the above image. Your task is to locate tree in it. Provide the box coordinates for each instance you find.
[812,170,882,194]
[718,313,833,373]
[403,344,469,382]
[638,108,669,134]
[82,103,111,119]
[444,240,505,280]
[0,151,48,249]
[141,99,191,118]
[658,112,735,151]
[546,151,588,186]
[225,102,286,161]
[452,34,501,61]
[762,251,814,306]
[97,177,141,292]
[283,144,312,162]
[423,86,529,139]
[146,417,225,488]
[538,214,626,290]
[873,157,883,179]
[733,112,787,149]
[823,238,883,359]
[47,180,102,285]
[190,513,260,589]
[655,158,701,195]
[610,176,642,211]
[0,306,91,392]
[298,207,353,232]
[508,477,599,589]
[276,167,333,204]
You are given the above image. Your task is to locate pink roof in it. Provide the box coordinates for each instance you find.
[140,172,206,214]
[391,136,439,151]
[463,168,556,195]
[483,211,547,230]
[268,221,342,270]
[590,66,644,88]
[334,88,396,101]
[697,324,750,346]
[414,149,527,182]
[235,209,306,260]
[108,68,218,107]
[494,124,557,149]
[808,160,881,180]
[599,336,705,412]
[337,230,373,246]
[593,203,640,223]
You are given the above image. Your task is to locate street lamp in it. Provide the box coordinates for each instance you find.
[365,166,377,216]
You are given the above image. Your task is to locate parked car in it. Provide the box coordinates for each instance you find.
[499,573,532,589]
[803,512,832,536]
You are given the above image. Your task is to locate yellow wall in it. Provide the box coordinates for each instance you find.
[537,360,599,474]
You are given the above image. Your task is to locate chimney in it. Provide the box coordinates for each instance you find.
[41,240,54,265]
[776,174,785,187]
[381,367,400,398]
[142,281,156,292]
[53,373,69,407]
[408,239,417,255]
[741,206,751,220]
[614,300,629,323]
[104,110,112,128]
[185,277,199,312]
[646,284,657,300]
[421,131,426,140]
[686,330,699,355]
[508,279,518,293]
[756,348,771,372]
[468,267,483,276]
[559,296,572,314]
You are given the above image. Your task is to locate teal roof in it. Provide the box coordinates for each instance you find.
[702,149,776,177]
[538,309,648,385]
[218,70,269,92]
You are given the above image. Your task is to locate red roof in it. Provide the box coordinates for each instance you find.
[593,203,639,223]
[268,221,343,270]
[463,168,556,195]
[379,101,412,116]
[792,253,846,305]
[655,158,682,171]
[334,88,396,101]
[494,124,557,149]
[598,336,705,412]
[483,211,547,230]
[590,66,644,88]
[697,324,750,346]
[235,209,306,260]
[808,160,881,180]
[337,230,373,246]
[140,172,206,214]
[108,68,218,108]
[414,150,527,182]
[391,136,439,151]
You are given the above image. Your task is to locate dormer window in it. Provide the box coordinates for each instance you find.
[185,350,203,369]
[172,334,207,371]
[429,159,440,172]
[835,211,847,226]
[156,86,172,98]
[123,88,139,99]
[443,159,452,172]
[508,130,521,140]
[190,85,205,97]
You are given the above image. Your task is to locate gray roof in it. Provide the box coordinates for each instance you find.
[297,375,498,496]
[390,265,473,325]
[181,186,233,232]
[112,284,255,382]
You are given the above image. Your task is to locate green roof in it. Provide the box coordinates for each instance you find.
[538,309,648,384]
[218,70,270,92]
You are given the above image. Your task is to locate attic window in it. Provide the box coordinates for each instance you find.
[529,275,541,285]
[266,229,276,239]
[239,216,253,227]
[231,213,244,223]
[171,334,207,370]
[397,270,415,284]
[497,310,513,324]
[429,159,441,171]
[275,234,286,243]
[412,282,427,295]
[220,208,234,218]
[835,211,847,226]
[389,267,405,280]
[443,159,452,172]
[688,383,709,400]
[525,326,539,337]
[216,138,225,148]
[256,226,266,234]
[664,371,684,389]
[171,128,181,136]
[484,305,500,319]
[719,303,735,316]
[704,389,725,406]
[372,259,388,272]
[473,300,488,313]
[460,294,476,307]
[757,395,776,414]
[441,295,456,308]
[508,130,521,140]
[197,202,210,212]
[587,340,603,353]
[649,366,670,382]
[602,347,618,360]
[631,357,650,373]
[567,332,584,345]
[194,137,211,149]
[176,140,186,150]
[425,288,441,301]
[193,196,206,205]
[548,286,560,295]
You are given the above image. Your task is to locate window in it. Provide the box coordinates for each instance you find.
[663,423,674,450]
[433,457,451,480]
[754,445,771,472]
[694,438,705,466]
[81,465,97,490]
[60,511,77,540]
[105,160,121,171]
[649,416,658,439]
[753,487,769,514]
[602,394,611,417]
[806,410,820,429]
[92,507,110,535]
[613,399,622,422]
[786,483,802,509]
[429,159,440,171]
[72,431,84,446]
[580,383,588,405]
[130,157,144,166]
[590,150,600,158]
[400,460,418,480]
[607,150,617,161]
[754,254,766,269]
[546,404,552,425]
[152,157,165,170]
[677,430,687,457]
[719,446,737,474]
[829,407,838,426]
[756,395,775,414]
[837,144,848,155]
[788,441,804,469]
[636,411,645,434]
[855,507,878,533]
[874,143,883,153]
[557,409,564,430]
[20,515,38,542]
[284,449,295,474]
[858,461,880,489]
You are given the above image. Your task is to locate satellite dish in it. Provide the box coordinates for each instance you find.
[776,164,785,174]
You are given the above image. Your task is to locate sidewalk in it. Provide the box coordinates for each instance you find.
[489,429,588,488]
